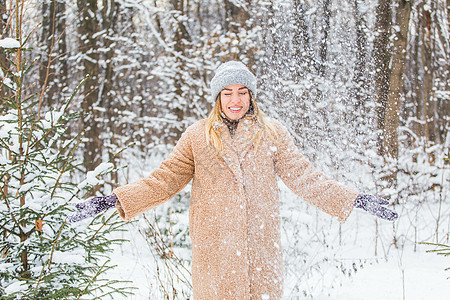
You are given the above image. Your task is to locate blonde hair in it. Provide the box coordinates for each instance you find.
[205,93,278,152]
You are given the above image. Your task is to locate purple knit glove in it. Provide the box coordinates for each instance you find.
[67,194,118,223]
[354,194,398,221]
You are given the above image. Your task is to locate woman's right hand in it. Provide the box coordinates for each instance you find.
[67,194,118,223]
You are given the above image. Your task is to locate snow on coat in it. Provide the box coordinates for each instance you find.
[112,117,359,299]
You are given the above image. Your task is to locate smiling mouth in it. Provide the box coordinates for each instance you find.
[229,107,242,112]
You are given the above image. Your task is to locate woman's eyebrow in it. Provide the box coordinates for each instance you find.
[222,87,247,91]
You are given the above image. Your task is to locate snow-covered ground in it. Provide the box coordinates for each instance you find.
[324,249,450,300]
[106,213,450,299]
[109,240,450,300]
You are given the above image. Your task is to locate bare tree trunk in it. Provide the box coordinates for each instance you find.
[170,0,190,53]
[101,0,120,185]
[420,3,434,144]
[429,0,449,145]
[439,0,450,144]
[352,0,369,110]
[382,0,411,159]
[77,0,102,172]
[165,0,192,141]
[223,0,254,66]
[405,0,448,147]
[153,0,165,40]
[292,0,315,80]
[100,0,117,110]
[223,0,251,34]
[374,0,392,157]
[291,0,316,139]
[318,0,331,77]
[39,0,68,108]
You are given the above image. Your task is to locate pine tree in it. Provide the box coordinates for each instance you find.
[0,6,131,297]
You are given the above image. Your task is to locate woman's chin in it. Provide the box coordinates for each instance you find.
[224,111,245,121]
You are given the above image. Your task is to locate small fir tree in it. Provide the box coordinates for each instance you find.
[421,242,450,279]
[0,27,131,299]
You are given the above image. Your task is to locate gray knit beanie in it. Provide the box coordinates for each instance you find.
[210,61,257,103]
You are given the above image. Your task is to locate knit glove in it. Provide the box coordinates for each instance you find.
[67,194,118,223]
[354,194,398,221]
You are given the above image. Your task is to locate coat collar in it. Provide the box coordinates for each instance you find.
[214,117,262,181]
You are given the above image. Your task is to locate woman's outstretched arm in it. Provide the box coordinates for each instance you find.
[273,120,397,222]
[68,126,195,223]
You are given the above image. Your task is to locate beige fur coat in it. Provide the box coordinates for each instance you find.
[113,117,358,299]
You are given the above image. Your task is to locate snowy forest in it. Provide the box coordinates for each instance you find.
[0,0,449,298]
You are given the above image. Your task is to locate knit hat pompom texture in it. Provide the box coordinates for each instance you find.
[210,61,257,103]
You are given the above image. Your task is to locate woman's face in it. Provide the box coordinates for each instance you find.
[220,84,250,121]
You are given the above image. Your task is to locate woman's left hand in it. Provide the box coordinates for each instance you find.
[354,194,398,221]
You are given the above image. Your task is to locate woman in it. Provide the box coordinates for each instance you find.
[69,61,397,299]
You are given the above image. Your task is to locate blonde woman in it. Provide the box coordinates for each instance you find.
[69,61,397,299]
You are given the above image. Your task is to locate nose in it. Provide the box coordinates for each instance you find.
[231,92,240,103]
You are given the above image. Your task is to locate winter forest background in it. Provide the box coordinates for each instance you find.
[0,0,449,298]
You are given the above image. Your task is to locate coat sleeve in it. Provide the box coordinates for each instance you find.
[273,120,358,223]
[112,127,195,221]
